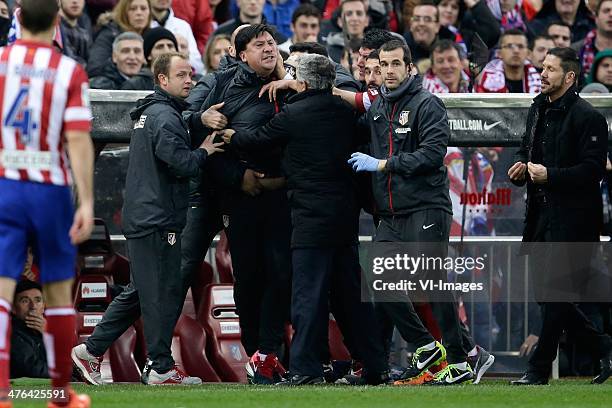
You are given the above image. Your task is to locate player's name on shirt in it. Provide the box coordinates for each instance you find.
[0,63,58,81]
[0,150,57,171]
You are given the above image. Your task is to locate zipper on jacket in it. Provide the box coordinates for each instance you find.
[387,103,397,214]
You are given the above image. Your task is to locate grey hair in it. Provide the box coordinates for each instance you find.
[296,54,336,90]
[112,32,144,53]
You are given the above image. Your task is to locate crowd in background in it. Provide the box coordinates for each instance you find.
[0,0,612,93]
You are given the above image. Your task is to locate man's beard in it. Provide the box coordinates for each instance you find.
[542,80,562,95]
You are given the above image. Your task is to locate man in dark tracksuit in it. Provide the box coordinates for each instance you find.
[349,40,493,385]
[223,54,389,386]
[71,53,222,385]
[509,47,612,385]
[189,24,293,385]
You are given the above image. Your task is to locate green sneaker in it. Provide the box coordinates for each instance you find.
[397,341,447,382]
[427,362,474,386]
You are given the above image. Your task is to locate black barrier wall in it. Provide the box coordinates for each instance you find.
[89,91,612,146]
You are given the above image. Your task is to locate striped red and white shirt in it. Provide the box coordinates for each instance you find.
[0,40,92,186]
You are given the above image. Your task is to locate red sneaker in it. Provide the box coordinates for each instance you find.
[71,344,103,385]
[246,351,283,385]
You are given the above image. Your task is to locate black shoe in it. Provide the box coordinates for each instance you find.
[336,370,391,386]
[323,361,351,383]
[276,374,324,386]
[591,351,612,384]
[510,372,549,385]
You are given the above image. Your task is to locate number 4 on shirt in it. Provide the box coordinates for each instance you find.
[3,85,38,144]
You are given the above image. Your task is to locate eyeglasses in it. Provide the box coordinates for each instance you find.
[411,15,437,23]
[501,43,527,50]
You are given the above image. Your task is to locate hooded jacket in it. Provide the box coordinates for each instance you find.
[122,87,208,237]
[367,75,452,216]
[586,48,612,91]
[193,62,284,195]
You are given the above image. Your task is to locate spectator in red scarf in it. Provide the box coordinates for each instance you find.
[423,39,471,92]
[475,28,541,93]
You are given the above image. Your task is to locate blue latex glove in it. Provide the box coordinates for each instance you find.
[348,152,381,172]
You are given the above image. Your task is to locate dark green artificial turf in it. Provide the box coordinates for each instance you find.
[9,378,612,408]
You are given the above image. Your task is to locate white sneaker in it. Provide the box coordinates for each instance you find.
[142,363,202,385]
[71,344,103,385]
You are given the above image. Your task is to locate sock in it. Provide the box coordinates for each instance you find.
[44,307,76,405]
[0,299,11,397]
[468,346,478,357]
[421,341,437,351]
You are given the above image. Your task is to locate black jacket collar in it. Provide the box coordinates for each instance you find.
[533,85,579,111]
[380,75,423,102]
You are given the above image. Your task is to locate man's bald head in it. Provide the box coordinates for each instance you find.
[229,24,252,57]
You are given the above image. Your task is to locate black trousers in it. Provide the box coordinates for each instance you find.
[290,245,387,377]
[179,204,223,305]
[527,205,612,375]
[374,209,475,363]
[86,230,183,373]
[224,189,292,355]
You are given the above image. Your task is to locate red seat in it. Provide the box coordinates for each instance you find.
[76,312,105,341]
[190,261,214,314]
[171,314,221,382]
[74,275,113,312]
[74,219,116,311]
[106,326,141,382]
[215,232,234,284]
[197,284,248,382]
[328,318,351,361]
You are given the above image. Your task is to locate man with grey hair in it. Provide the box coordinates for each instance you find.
[90,31,145,89]
[221,53,389,386]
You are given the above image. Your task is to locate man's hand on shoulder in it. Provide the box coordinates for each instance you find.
[201,102,228,129]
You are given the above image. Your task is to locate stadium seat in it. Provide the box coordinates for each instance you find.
[74,219,116,311]
[328,318,351,361]
[215,232,234,284]
[190,261,214,314]
[197,284,248,383]
[171,314,221,382]
[106,326,141,383]
[75,315,141,383]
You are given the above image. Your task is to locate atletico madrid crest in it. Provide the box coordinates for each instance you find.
[399,111,410,126]
[168,233,176,246]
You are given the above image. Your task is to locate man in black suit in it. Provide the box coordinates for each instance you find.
[508,47,612,385]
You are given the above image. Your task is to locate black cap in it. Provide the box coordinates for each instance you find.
[143,27,178,61]
[15,279,42,296]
